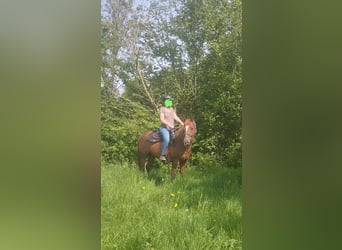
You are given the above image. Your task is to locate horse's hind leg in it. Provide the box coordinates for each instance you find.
[138,153,147,172]
[146,155,155,174]
[180,159,188,176]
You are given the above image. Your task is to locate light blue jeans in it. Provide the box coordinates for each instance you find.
[159,126,170,155]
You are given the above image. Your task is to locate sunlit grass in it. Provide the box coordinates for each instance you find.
[101,162,242,250]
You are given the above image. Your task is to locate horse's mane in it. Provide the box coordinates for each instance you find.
[175,126,185,137]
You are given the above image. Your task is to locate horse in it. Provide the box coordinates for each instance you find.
[137,118,197,179]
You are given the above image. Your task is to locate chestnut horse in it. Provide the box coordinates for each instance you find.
[137,119,196,179]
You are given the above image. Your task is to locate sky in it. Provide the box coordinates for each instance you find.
[101,0,150,12]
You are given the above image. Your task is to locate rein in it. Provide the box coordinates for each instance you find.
[176,127,193,138]
[174,120,196,142]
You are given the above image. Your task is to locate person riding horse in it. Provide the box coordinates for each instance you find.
[138,117,196,179]
[159,95,184,162]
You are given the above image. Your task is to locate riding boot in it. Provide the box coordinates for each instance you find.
[160,148,169,163]
[160,154,167,162]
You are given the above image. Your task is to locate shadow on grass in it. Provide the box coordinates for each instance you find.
[144,162,242,208]
[170,166,242,207]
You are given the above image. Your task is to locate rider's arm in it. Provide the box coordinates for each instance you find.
[174,113,184,127]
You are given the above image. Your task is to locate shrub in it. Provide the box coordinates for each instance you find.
[101,96,159,164]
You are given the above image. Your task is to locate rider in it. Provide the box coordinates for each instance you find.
[159,94,184,162]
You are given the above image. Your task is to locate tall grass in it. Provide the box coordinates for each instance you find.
[101,162,242,250]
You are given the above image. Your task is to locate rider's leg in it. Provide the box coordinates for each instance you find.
[159,126,170,161]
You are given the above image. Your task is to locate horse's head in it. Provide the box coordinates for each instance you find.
[183,119,197,146]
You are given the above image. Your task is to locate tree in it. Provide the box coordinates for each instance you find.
[101,0,242,167]
[174,0,242,166]
[101,0,135,97]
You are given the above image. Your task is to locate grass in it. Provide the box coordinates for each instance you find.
[101,162,242,250]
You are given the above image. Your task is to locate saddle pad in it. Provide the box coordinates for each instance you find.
[146,129,161,143]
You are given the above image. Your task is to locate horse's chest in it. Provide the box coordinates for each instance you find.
[183,148,191,157]
[176,147,191,160]
[169,143,192,160]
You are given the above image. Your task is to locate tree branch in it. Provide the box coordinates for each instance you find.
[135,52,158,114]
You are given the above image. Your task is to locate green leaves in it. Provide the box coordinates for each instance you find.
[101,0,242,167]
[101,96,159,163]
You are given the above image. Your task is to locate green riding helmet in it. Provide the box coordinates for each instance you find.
[162,95,173,107]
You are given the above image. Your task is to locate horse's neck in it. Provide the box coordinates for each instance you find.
[174,127,189,149]
[176,127,185,138]
[173,128,184,146]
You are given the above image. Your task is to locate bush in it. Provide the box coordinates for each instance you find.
[191,152,222,173]
[224,140,242,168]
[101,96,159,164]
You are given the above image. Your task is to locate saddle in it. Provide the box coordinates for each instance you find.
[146,128,176,143]
[146,129,162,143]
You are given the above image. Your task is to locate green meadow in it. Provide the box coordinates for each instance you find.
[101,163,242,250]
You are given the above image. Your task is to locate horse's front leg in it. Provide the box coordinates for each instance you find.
[180,159,188,176]
[171,160,179,180]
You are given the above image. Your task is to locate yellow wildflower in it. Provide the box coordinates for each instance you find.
[174,203,178,208]
[170,193,175,197]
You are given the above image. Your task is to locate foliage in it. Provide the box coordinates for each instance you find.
[101,0,242,167]
[101,162,242,250]
[101,2,243,249]
[101,96,159,163]
[188,0,242,165]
